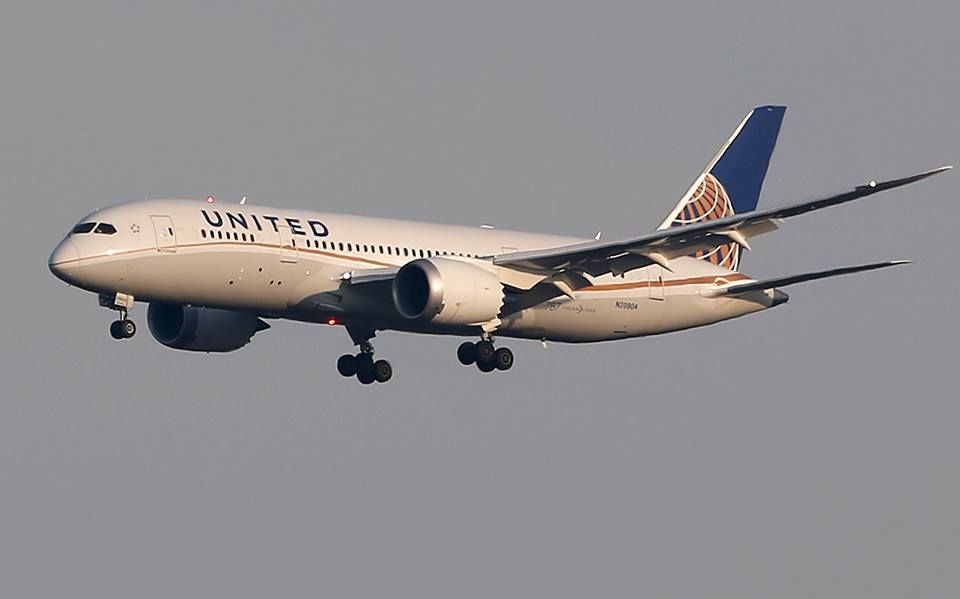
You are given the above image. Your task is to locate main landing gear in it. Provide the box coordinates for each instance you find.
[101,292,136,340]
[457,338,514,373]
[336,339,393,385]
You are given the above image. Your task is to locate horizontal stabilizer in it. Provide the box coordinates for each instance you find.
[716,260,910,296]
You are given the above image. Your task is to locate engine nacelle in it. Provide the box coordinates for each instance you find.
[147,303,269,352]
[392,258,504,326]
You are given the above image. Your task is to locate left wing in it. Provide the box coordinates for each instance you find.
[494,166,950,279]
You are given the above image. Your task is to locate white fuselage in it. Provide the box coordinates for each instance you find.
[49,199,778,343]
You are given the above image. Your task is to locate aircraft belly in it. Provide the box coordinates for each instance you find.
[78,248,339,312]
[500,289,770,343]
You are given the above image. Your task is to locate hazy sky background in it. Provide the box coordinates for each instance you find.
[1,1,958,597]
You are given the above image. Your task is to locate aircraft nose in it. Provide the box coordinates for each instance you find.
[49,238,80,283]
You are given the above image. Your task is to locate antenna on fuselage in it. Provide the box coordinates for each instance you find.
[240,196,247,205]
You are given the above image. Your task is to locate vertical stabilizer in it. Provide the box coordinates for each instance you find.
[658,105,786,271]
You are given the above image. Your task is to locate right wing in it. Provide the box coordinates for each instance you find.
[494,166,951,279]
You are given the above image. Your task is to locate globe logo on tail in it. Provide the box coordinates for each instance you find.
[670,173,740,270]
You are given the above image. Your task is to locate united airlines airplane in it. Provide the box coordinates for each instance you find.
[48,106,949,384]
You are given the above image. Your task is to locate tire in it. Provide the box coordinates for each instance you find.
[494,347,514,371]
[477,359,496,373]
[121,319,136,338]
[356,353,374,372]
[337,354,357,377]
[357,366,376,385]
[475,340,495,363]
[109,320,124,340]
[373,360,392,383]
[457,341,477,365]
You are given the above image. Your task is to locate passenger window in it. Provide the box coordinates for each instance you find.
[338,242,344,251]
[201,229,207,238]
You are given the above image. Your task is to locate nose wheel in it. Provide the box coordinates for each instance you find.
[457,339,514,373]
[336,339,393,384]
[109,318,137,340]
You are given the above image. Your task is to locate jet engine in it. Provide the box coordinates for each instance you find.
[147,303,270,352]
[392,258,504,326]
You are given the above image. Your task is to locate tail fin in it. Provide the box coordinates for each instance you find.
[658,105,786,271]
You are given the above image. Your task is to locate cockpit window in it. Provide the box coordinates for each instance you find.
[71,222,96,234]
[94,223,117,235]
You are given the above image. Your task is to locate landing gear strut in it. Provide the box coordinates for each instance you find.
[101,292,136,340]
[457,338,514,373]
[337,331,393,384]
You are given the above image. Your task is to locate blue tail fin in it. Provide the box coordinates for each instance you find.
[658,105,786,271]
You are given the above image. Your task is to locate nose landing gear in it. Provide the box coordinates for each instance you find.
[457,338,514,373]
[101,292,137,340]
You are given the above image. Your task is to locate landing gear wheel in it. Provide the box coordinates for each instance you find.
[109,320,124,340]
[457,341,478,365]
[476,340,495,364]
[494,347,514,371]
[337,354,358,377]
[477,359,496,373]
[373,360,392,383]
[357,366,376,384]
[356,353,374,373]
[121,319,136,338]
[355,353,376,384]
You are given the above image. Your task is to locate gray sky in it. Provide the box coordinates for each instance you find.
[2,1,958,597]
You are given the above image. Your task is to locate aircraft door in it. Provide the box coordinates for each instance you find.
[278,225,298,263]
[648,266,664,301]
[151,215,177,253]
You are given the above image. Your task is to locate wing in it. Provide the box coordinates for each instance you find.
[494,166,951,278]
[703,260,910,297]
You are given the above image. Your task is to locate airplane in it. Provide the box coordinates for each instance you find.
[48,106,949,384]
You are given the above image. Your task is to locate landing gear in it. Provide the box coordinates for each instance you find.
[337,334,393,384]
[457,338,515,373]
[101,292,137,340]
[109,318,136,340]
